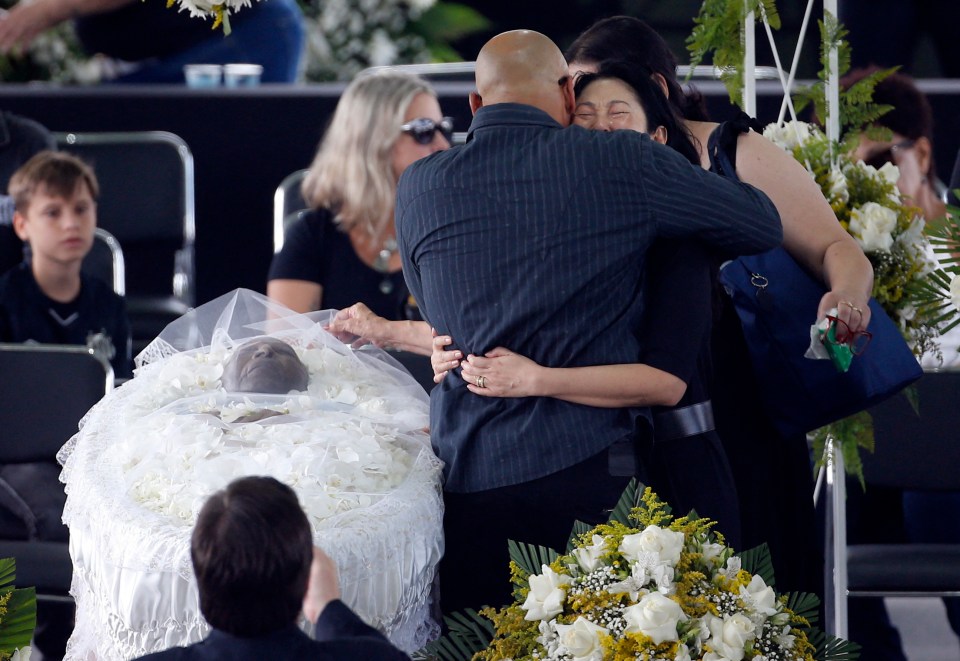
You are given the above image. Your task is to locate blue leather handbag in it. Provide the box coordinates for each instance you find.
[718,247,923,438]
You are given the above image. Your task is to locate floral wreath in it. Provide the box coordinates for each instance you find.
[419,483,859,660]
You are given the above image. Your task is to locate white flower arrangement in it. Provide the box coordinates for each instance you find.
[762,120,940,355]
[165,0,252,33]
[436,486,858,661]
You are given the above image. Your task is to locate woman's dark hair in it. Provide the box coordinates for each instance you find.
[191,476,313,636]
[841,67,934,142]
[574,60,701,166]
[565,16,710,123]
[841,66,937,180]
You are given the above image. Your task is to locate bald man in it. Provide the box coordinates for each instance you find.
[395,30,783,614]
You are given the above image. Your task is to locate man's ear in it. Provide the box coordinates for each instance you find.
[12,211,28,242]
[914,136,934,180]
[469,91,483,116]
[562,76,577,121]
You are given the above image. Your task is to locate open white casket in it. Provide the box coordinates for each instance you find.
[59,290,443,659]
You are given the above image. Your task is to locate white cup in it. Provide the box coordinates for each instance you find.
[183,64,223,88]
[223,63,263,88]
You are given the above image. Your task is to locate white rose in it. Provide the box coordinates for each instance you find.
[706,612,756,661]
[877,161,901,186]
[762,121,812,151]
[573,534,608,573]
[701,541,725,565]
[740,574,778,616]
[849,201,897,253]
[619,525,684,566]
[951,275,960,311]
[11,647,30,661]
[675,643,693,661]
[521,565,571,621]
[827,167,849,203]
[622,592,685,644]
[554,617,608,660]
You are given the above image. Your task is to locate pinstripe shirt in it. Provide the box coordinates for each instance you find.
[397,103,782,493]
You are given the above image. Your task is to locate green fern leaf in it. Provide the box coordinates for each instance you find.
[785,591,821,625]
[566,520,593,553]
[607,478,641,526]
[507,540,558,577]
[738,543,776,588]
[414,609,493,661]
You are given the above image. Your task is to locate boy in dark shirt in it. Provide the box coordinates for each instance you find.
[0,150,131,378]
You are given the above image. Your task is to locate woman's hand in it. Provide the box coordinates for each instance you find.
[459,347,545,397]
[818,289,872,337]
[431,330,461,383]
[326,302,389,349]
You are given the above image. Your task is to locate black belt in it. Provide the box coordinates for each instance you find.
[653,401,715,442]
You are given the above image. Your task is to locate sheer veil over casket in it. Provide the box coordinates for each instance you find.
[59,289,444,659]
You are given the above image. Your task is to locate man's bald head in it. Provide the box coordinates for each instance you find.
[471,30,575,126]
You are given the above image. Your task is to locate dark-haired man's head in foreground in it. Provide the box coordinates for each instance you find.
[191,476,313,636]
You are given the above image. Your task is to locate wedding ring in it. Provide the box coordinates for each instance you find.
[477,376,486,389]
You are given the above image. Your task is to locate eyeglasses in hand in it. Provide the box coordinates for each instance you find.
[823,314,873,355]
[400,117,454,145]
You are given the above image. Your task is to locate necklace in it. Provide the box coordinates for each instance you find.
[373,236,398,295]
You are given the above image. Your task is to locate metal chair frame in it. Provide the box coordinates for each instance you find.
[273,168,308,253]
[55,130,196,306]
[0,343,112,602]
[820,368,960,638]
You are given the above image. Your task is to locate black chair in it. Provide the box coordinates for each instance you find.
[822,368,960,637]
[55,131,195,355]
[0,343,112,601]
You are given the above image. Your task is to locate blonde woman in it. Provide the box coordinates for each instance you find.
[267,70,451,317]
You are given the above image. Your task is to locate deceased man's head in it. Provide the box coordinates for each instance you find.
[222,338,309,394]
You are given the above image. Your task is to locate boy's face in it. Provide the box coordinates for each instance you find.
[13,182,96,268]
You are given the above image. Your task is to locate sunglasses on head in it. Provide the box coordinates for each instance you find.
[400,117,454,145]
[865,138,915,170]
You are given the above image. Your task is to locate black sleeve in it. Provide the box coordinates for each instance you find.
[267,210,328,285]
[639,240,713,385]
[313,599,406,655]
[639,138,782,257]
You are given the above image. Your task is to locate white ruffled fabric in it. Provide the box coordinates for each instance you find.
[59,290,444,659]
